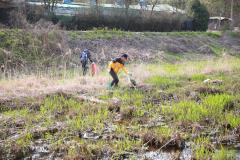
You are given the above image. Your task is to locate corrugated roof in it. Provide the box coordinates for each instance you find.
[209,17,232,21]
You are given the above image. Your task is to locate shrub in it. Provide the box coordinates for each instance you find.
[189,0,209,31]
[59,9,188,32]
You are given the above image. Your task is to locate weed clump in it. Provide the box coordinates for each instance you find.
[163,101,206,122]
[203,94,234,120]
[108,98,121,112]
[142,130,184,150]
[192,137,215,160]
[212,147,236,160]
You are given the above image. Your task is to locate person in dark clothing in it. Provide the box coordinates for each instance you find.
[80,49,93,76]
[108,54,129,87]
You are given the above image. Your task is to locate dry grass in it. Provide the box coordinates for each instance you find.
[0,55,239,101]
[0,75,108,100]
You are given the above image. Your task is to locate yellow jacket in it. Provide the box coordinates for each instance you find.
[108,58,128,74]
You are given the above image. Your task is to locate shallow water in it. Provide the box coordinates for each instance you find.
[140,148,192,160]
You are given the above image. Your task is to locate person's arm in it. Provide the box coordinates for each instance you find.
[88,52,93,63]
[80,52,82,59]
[108,61,113,72]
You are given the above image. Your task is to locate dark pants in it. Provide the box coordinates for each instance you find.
[81,60,88,76]
[110,69,119,87]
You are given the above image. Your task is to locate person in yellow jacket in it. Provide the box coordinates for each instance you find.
[108,54,129,87]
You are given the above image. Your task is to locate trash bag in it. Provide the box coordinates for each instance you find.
[91,62,98,76]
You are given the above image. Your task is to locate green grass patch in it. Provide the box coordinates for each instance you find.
[108,89,144,106]
[163,94,235,123]
[163,64,179,74]
[212,147,236,160]
[146,76,180,89]
[163,101,206,122]
[193,137,213,160]
[209,44,226,55]
[3,108,30,120]
[203,94,234,120]
[154,126,174,136]
[190,74,207,81]
[205,31,222,38]
[143,31,222,38]
[226,31,240,38]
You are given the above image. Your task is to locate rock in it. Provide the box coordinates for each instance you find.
[234,143,240,150]
[142,116,166,128]
[203,79,223,85]
[113,113,124,122]
[102,124,117,134]
[203,79,211,83]
[30,140,50,158]
[80,129,102,140]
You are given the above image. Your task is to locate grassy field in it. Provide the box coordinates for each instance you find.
[0,28,240,159]
[0,54,240,159]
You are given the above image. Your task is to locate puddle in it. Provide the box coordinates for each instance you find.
[142,151,175,160]
[237,151,240,160]
[139,147,192,160]
[82,131,101,140]
[24,140,52,160]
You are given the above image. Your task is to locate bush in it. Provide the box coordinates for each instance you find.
[59,10,188,32]
[189,0,209,31]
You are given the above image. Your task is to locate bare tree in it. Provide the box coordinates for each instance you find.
[42,0,58,12]
[230,0,234,26]
[150,0,159,16]
[124,0,133,17]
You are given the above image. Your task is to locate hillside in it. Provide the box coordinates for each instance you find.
[0,29,240,76]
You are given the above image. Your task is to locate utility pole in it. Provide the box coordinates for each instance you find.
[231,0,234,27]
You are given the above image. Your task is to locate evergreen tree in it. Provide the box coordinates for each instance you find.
[189,0,209,31]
